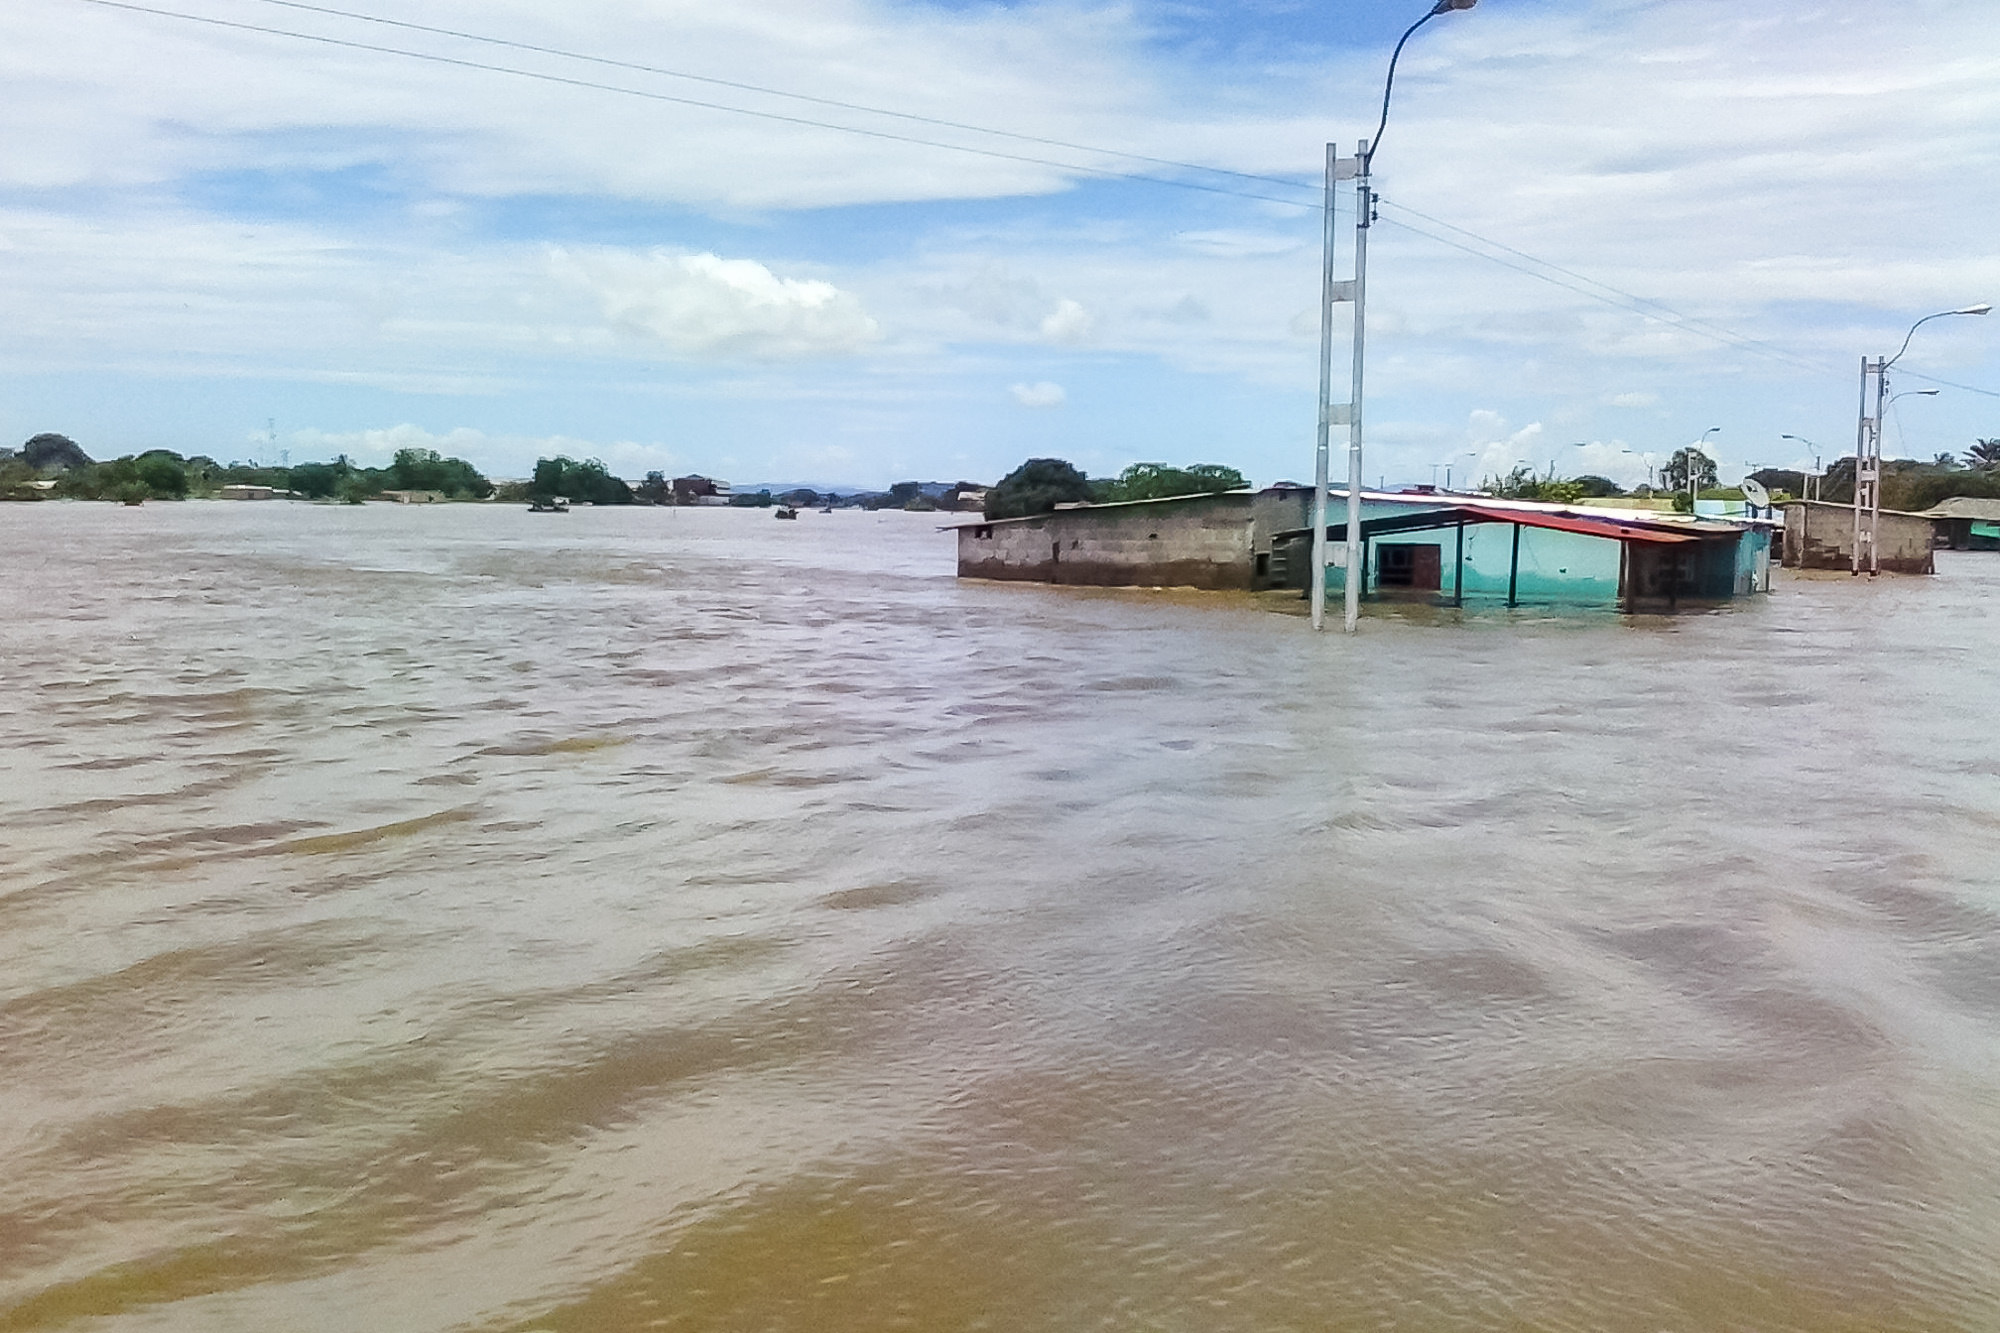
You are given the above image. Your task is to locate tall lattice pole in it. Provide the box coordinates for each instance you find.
[1343,140,1371,634]
[1852,356,1880,576]
[1311,0,1478,630]
[1310,146,1339,631]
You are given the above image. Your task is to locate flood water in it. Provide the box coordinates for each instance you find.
[3,501,1998,1332]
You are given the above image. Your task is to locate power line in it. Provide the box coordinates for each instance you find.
[1378,199,1830,377]
[1375,214,1832,375]
[73,0,1316,210]
[242,0,1323,198]
[68,0,1901,387]
[1896,368,2000,400]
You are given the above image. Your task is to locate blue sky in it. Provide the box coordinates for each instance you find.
[3,0,1997,488]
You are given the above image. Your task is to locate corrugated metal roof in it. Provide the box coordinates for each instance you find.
[1277,503,1710,545]
[1447,503,1702,544]
[1921,496,2000,522]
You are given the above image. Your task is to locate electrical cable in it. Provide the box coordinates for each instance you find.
[68,0,1973,392]
[1377,199,1830,376]
[73,0,1318,210]
[1374,214,1832,374]
[1896,368,2000,399]
[239,0,1324,197]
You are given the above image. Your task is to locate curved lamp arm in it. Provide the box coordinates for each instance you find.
[1368,0,1477,166]
[1885,304,1992,370]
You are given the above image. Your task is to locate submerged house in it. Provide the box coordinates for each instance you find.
[955,487,1773,611]
[1921,497,2000,552]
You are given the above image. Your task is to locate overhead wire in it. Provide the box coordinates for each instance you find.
[1895,368,2000,400]
[73,0,1318,209]
[238,0,1322,197]
[62,0,1998,396]
[1376,200,1832,377]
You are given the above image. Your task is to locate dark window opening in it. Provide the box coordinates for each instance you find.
[1378,543,1442,591]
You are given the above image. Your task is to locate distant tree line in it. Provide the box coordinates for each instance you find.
[1777,441,2000,511]
[0,436,500,503]
[1,435,492,504]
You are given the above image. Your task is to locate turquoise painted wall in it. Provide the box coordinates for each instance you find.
[1325,514,1621,605]
[1318,503,1767,606]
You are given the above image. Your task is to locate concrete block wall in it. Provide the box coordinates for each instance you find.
[1782,501,1933,574]
[957,494,1259,589]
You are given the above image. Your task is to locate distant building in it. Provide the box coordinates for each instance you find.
[1780,499,1934,573]
[219,484,276,500]
[673,475,732,505]
[1921,496,2000,551]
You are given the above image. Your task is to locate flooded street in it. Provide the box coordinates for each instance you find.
[3,502,1998,1331]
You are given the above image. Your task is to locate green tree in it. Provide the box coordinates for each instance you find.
[1658,447,1717,495]
[984,457,1093,519]
[1571,474,1623,498]
[1483,467,1584,504]
[289,459,348,499]
[1103,462,1247,502]
[529,456,631,505]
[1965,439,2000,470]
[387,447,491,497]
[133,450,190,498]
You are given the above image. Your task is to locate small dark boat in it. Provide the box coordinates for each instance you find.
[818,505,833,514]
[528,497,569,513]
[774,506,798,520]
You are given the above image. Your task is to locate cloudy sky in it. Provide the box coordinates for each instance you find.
[4,0,1997,488]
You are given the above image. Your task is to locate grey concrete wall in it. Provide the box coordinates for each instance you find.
[957,493,1259,589]
[1782,500,1934,574]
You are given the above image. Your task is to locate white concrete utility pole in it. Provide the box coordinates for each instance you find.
[1311,0,1477,632]
[1856,305,1988,575]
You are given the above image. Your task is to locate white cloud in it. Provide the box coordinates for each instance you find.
[6,0,2000,489]
[1009,381,1067,408]
[1039,298,1096,345]
[1464,410,1549,481]
[553,248,878,360]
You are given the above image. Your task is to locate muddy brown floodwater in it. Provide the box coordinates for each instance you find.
[2,501,1998,1332]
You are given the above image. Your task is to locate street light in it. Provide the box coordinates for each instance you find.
[1781,433,1821,500]
[1312,0,1478,632]
[1854,304,1990,574]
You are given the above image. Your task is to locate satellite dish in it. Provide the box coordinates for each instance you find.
[1741,478,1771,510]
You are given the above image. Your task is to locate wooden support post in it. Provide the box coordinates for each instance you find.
[1507,523,1521,607]
[1453,521,1464,606]
[1618,540,1629,613]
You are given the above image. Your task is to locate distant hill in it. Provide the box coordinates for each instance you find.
[20,433,92,472]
